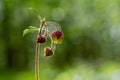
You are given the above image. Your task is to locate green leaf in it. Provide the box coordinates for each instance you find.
[23,26,39,36]
[28,26,38,29]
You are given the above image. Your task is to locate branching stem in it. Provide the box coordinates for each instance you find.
[39,18,45,34]
[35,18,45,80]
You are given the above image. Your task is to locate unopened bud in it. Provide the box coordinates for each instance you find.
[36,34,46,43]
[44,47,54,57]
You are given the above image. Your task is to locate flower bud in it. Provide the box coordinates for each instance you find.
[51,30,64,44]
[36,34,46,43]
[44,47,54,57]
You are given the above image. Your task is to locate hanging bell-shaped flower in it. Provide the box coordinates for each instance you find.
[51,30,64,44]
[36,34,46,43]
[44,47,54,57]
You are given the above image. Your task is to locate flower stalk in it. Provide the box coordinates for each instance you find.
[23,8,64,80]
[35,43,39,80]
[35,18,46,80]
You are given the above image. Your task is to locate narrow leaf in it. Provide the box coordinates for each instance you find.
[28,26,38,29]
[23,26,39,36]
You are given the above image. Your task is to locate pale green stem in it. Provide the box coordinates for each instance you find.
[35,43,40,80]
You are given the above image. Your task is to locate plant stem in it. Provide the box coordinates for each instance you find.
[39,18,45,34]
[35,18,45,80]
[46,21,58,30]
[35,43,39,80]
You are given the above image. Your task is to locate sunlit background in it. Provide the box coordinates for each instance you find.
[0,0,120,80]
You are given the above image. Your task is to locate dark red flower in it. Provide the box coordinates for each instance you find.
[44,47,54,57]
[51,30,64,44]
[36,34,46,43]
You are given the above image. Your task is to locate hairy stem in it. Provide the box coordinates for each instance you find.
[35,43,39,80]
[29,8,41,20]
[35,17,45,80]
[39,18,45,34]
[46,21,59,30]
[35,18,45,80]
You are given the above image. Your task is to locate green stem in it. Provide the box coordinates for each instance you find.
[29,8,41,20]
[35,43,39,80]
[39,18,45,34]
[46,21,59,30]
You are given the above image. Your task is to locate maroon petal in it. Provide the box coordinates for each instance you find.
[36,34,46,43]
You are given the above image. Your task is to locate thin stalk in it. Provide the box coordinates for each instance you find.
[29,8,42,20]
[46,21,59,30]
[39,18,45,34]
[35,18,45,80]
[43,25,48,37]
[35,43,39,80]
[51,41,56,51]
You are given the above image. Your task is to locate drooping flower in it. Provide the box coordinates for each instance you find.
[36,34,46,43]
[44,47,54,57]
[51,30,64,44]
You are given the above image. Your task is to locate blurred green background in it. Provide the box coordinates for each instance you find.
[0,0,120,80]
